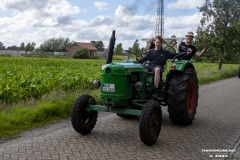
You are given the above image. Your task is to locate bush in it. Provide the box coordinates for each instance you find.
[73,48,89,59]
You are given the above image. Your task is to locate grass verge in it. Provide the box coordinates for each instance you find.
[0,89,102,141]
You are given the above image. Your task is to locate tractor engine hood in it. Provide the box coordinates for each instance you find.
[102,62,147,75]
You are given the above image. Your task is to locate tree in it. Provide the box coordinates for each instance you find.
[197,0,240,70]
[7,45,19,50]
[0,42,5,50]
[140,47,147,53]
[19,42,25,51]
[131,39,140,54]
[114,43,123,55]
[39,37,74,52]
[164,35,177,53]
[90,41,105,51]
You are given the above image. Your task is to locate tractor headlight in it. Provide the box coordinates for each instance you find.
[134,82,143,91]
[106,67,111,73]
[93,80,101,88]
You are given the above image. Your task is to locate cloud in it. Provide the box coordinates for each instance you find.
[0,0,203,50]
[0,0,46,12]
[93,2,108,11]
[167,0,205,9]
[88,15,113,26]
[125,0,156,15]
[164,13,202,38]
[1,0,80,16]
[115,5,132,17]
[165,13,201,29]
[0,0,80,28]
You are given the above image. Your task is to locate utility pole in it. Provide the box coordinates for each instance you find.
[155,0,164,37]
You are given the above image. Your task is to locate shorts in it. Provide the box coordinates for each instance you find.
[147,65,164,73]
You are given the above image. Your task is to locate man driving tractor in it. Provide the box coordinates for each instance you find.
[136,35,178,98]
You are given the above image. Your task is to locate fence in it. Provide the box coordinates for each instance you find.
[0,50,25,56]
[0,50,105,58]
[0,50,67,56]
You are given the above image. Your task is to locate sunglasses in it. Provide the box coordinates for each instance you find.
[186,36,194,38]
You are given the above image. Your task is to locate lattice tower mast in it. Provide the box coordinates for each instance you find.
[155,0,164,37]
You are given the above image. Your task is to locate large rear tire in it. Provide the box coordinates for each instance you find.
[71,94,98,135]
[167,68,198,125]
[140,100,162,146]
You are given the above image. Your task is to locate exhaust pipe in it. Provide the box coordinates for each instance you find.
[106,30,116,64]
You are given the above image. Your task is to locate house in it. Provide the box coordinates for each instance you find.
[67,42,98,57]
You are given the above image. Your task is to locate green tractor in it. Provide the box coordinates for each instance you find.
[71,31,199,145]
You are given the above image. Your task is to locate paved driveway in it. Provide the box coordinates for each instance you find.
[0,77,240,160]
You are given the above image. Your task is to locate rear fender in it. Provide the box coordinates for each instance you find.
[164,60,195,102]
[169,60,194,72]
[166,60,194,83]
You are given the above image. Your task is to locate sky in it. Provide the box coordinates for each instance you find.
[0,0,206,49]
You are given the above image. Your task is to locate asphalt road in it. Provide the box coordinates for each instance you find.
[0,77,240,160]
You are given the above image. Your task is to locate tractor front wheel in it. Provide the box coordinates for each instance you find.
[167,68,198,125]
[140,100,162,146]
[71,94,98,135]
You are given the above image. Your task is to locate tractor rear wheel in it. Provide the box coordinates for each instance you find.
[71,94,98,135]
[140,100,162,145]
[167,68,198,125]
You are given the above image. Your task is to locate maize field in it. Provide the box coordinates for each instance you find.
[0,57,103,104]
[0,57,238,104]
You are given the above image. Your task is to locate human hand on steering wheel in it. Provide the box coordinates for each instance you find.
[135,56,142,62]
[132,51,144,62]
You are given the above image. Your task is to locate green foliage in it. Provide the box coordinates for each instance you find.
[18,42,36,52]
[140,47,147,53]
[0,42,5,50]
[197,0,240,69]
[0,89,102,139]
[114,43,123,55]
[131,39,140,54]
[164,35,177,53]
[19,42,25,51]
[0,93,75,138]
[193,62,239,84]
[88,55,100,59]
[0,54,11,57]
[0,57,103,104]
[6,45,19,50]
[38,37,74,52]
[90,41,105,51]
[73,48,90,59]
[25,42,36,52]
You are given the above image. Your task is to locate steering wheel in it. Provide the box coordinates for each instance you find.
[123,50,146,61]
